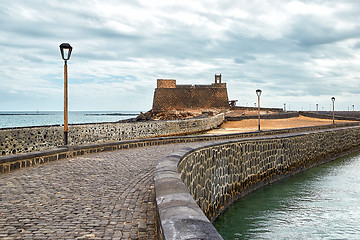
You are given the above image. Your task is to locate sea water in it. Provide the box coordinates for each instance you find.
[214,151,360,239]
[0,111,140,129]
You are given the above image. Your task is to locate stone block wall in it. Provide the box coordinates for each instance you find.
[157,79,176,88]
[0,126,64,155]
[152,79,229,112]
[155,125,360,239]
[230,106,283,112]
[177,126,360,222]
[300,111,360,121]
[226,112,299,121]
[0,114,224,156]
[3,122,360,175]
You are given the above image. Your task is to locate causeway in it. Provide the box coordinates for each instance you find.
[1,122,359,239]
[0,140,224,240]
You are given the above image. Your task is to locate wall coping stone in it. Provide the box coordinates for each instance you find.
[155,147,223,240]
[154,125,360,240]
[0,148,68,163]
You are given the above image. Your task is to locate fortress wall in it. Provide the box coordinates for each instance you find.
[152,87,229,111]
[0,114,224,156]
[157,79,176,88]
[155,125,360,239]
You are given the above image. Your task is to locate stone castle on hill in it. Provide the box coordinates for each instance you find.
[152,74,229,112]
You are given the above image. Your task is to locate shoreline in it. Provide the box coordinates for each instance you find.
[0,113,54,116]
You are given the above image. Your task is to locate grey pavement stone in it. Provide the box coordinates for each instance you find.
[0,141,221,239]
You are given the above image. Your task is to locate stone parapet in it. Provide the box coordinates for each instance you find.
[300,111,360,121]
[155,125,360,239]
[226,111,299,121]
[230,106,283,112]
[0,114,225,156]
[2,121,360,174]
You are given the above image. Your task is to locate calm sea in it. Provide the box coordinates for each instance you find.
[0,111,140,129]
[214,151,360,239]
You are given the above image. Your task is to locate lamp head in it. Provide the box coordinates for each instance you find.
[331,97,335,102]
[256,89,262,97]
[59,43,73,61]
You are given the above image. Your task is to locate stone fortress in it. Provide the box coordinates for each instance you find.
[152,74,229,112]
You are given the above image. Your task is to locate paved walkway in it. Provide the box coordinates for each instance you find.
[0,141,218,240]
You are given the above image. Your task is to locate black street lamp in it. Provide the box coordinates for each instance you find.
[256,89,262,131]
[59,43,73,145]
[331,97,335,124]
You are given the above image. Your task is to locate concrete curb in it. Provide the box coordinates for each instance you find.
[155,147,224,240]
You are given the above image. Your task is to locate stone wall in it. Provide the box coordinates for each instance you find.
[0,114,224,156]
[178,126,360,222]
[152,79,229,112]
[226,111,299,121]
[300,111,360,121]
[3,122,360,174]
[230,106,283,112]
[157,79,176,88]
[155,125,360,239]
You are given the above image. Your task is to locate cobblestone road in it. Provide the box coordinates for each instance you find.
[0,141,217,240]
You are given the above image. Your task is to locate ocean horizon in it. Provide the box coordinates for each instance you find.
[0,110,141,129]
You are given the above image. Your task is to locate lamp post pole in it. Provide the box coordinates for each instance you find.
[256,89,262,131]
[331,97,335,125]
[64,60,68,145]
[59,43,73,145]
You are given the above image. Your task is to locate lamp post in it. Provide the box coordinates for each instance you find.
[256,89,262,131]
[331,97,335,125]
[59,43,73,145]
[353,104,355,111]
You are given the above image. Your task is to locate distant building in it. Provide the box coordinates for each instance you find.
[152,74,229,112]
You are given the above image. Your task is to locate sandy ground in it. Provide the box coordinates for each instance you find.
[206,115,357,134]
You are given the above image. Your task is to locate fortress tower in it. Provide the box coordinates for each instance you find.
[152,74,229,112]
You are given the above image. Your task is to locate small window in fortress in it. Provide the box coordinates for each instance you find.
[215,74,221,83]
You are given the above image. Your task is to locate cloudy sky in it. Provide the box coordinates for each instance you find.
[1,0,360,111]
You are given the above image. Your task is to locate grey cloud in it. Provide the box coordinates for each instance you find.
[80,26,140,40]
[22,55,45,63]
[288,15,360,47]
[234,55,257,64]
[1,0,360,111]
[353,41,360,49]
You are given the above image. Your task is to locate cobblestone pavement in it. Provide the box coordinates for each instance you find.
[0,141,217,240]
